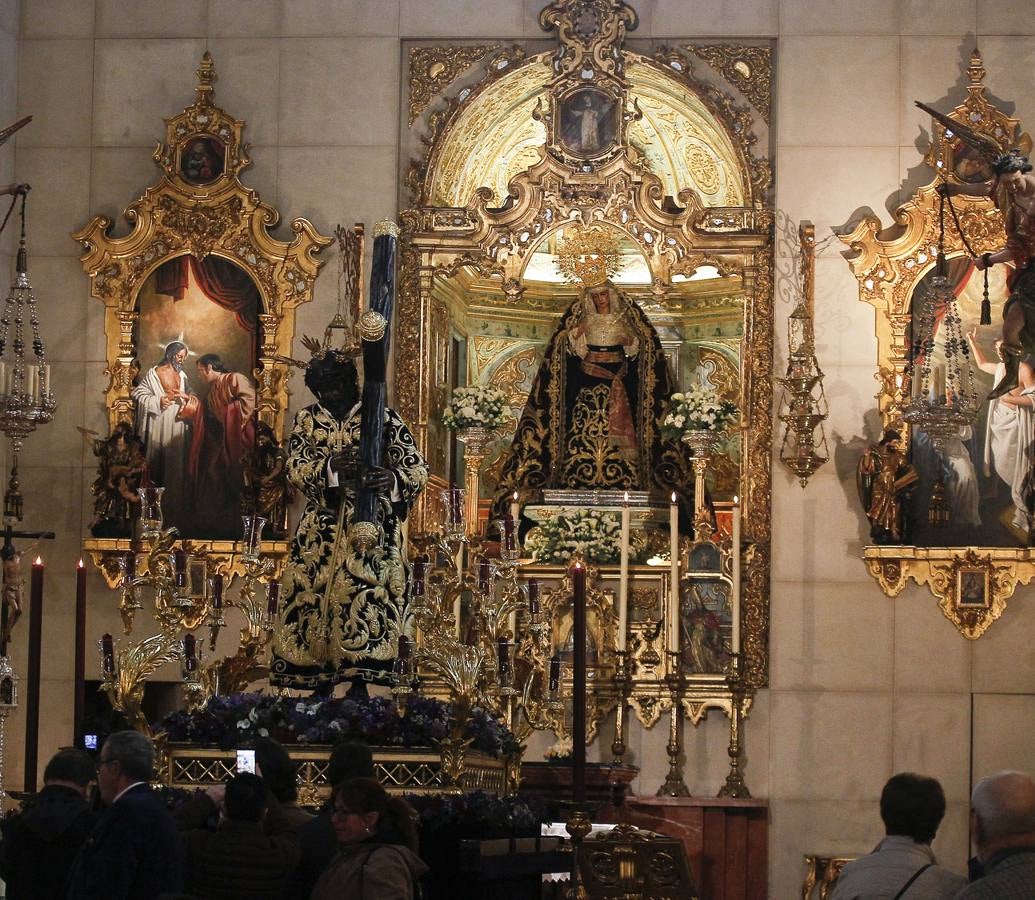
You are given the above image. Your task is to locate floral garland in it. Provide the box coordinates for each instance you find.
[158,693,520,757]
[660,384,738,442]
[525,507,621,564]
[442,385,506,431]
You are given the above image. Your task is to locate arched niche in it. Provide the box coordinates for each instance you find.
[396,4,773,689]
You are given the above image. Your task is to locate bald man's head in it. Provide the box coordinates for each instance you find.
[971,770,1035,860]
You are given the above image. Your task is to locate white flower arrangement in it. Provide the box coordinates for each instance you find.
[660,384,738,442]
[543,735,573,762]
[525,507,621,565]
[442,384,507,431]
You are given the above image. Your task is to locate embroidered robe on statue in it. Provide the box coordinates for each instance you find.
[494,284,691,516]
[271,402,428,688]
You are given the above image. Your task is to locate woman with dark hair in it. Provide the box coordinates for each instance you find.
[253,738,314,831]
[309,777,426,900]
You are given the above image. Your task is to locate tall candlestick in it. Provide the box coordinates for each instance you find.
[732,496,742,653]
[25,557,44,791]
[618,491,631,652]
[549,653,561,692]
[669,493,680,655]
[173,548,188,589]
[101,633,115,675]
[397,634,411,659]
[572,561,587,803]
[478,559,491,594]
[510,491,520,528]
[497,637,510,679]
[183,633,197,672]
[124,550,136,581]
[448,482,462,525]
[211,573,224,610]
[502,514,515,552]
[266,581,280,617]
[527,578,540,617]
[411,558,426,598]
[74,559,87,743]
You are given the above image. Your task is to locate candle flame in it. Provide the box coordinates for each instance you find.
[512,490,518,500]
[623,490,629,502]
[734,495,739,504]
[670,492,677,503]
[77,558,85,568]
[34,556,42,565]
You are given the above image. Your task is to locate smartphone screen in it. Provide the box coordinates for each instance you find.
[236,749,256,774]
[83,734,98,750]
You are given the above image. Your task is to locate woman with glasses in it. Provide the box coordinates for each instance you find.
[309,777,426,900]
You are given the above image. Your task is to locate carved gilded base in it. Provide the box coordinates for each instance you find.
[863,545,1035,639]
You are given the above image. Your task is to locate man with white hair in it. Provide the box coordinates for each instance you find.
[955,770,1035,898]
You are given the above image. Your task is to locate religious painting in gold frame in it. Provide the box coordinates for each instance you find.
[840,50,1035,638]
[73,54,332,578]
[397,0,774,705]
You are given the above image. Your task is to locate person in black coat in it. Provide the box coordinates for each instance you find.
[0,748,99,899]
[66,730,184,900]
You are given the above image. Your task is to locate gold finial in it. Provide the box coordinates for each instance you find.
[555,223,623,286]
[967,48,985,94]
[195,51,217,104]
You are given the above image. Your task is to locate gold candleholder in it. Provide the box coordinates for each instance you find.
[656,650,690,797]
[718,651,751,798]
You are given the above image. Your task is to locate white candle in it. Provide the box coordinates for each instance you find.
[669,492,680,654]
[454,596,461,638]
[510,491,520,527]
[27,366,37,399]
[732,496,742,653]
[42,364,51,397]
[618,491,630,651]
[0,362,6,397]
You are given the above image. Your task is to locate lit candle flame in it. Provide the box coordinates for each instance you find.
[77,558,85,568]
[734,495,739,504]
[670,492,677,503]
[623,490,629,503]
[34,556,43,565]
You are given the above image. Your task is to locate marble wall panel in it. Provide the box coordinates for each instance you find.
[16,39,94,147]
[210,0,284,38]
[973,36,1035,132]
[0,0,17,36]
[401,0,525,39]
[277,38,399,146]
[900,0,978,35]
[770,581,895,691]
[891,692,971,801]
[779,0,900,35]
[205,38,282,146]
[24,256,91,363]
[977,0,1035,35]
[972,692,1035,776]
[971,595,1035,693]
[769,690,894,801]
[95,0,207,38]
[776,37,900,148]
[282,0,401,37]
[93,38,207,145]
[892,582,973,693]
[13,146,90,253]
[651,0,777,36]
[21,0,95,38]
[900,37,981,150]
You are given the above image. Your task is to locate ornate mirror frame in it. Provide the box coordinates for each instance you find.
[74,54,332,581]
[397,0,774,698]
[840,51,1034,638]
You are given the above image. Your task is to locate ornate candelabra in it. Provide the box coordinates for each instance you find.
[611,648,632,765]
[99,513,280,733]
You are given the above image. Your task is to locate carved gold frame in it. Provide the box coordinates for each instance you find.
[840,50,1033,639]
[398,2,773,691]
[73,54,332,572]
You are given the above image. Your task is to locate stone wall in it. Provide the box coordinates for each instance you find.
[8,1,1035,895]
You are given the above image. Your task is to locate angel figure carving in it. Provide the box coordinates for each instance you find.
[857,429,920,544]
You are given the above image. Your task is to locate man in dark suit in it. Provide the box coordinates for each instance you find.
[0,748,99,899]
[66,730,184,899]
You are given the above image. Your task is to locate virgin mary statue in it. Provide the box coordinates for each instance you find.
[494,281,689,510]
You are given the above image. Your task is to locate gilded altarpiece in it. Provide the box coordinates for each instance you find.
[73,54,332,580]
[842,51,1035,638]
[397,0,774,733]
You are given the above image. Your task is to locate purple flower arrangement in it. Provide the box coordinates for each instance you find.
[158,692,520,757]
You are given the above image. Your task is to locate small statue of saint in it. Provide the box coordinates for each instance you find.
[240,422,291,538]
[88,422,149,538]
[857,429,920,544]
[1,543,23,653]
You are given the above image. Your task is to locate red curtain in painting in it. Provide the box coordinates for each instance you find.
[153,256,258,332]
